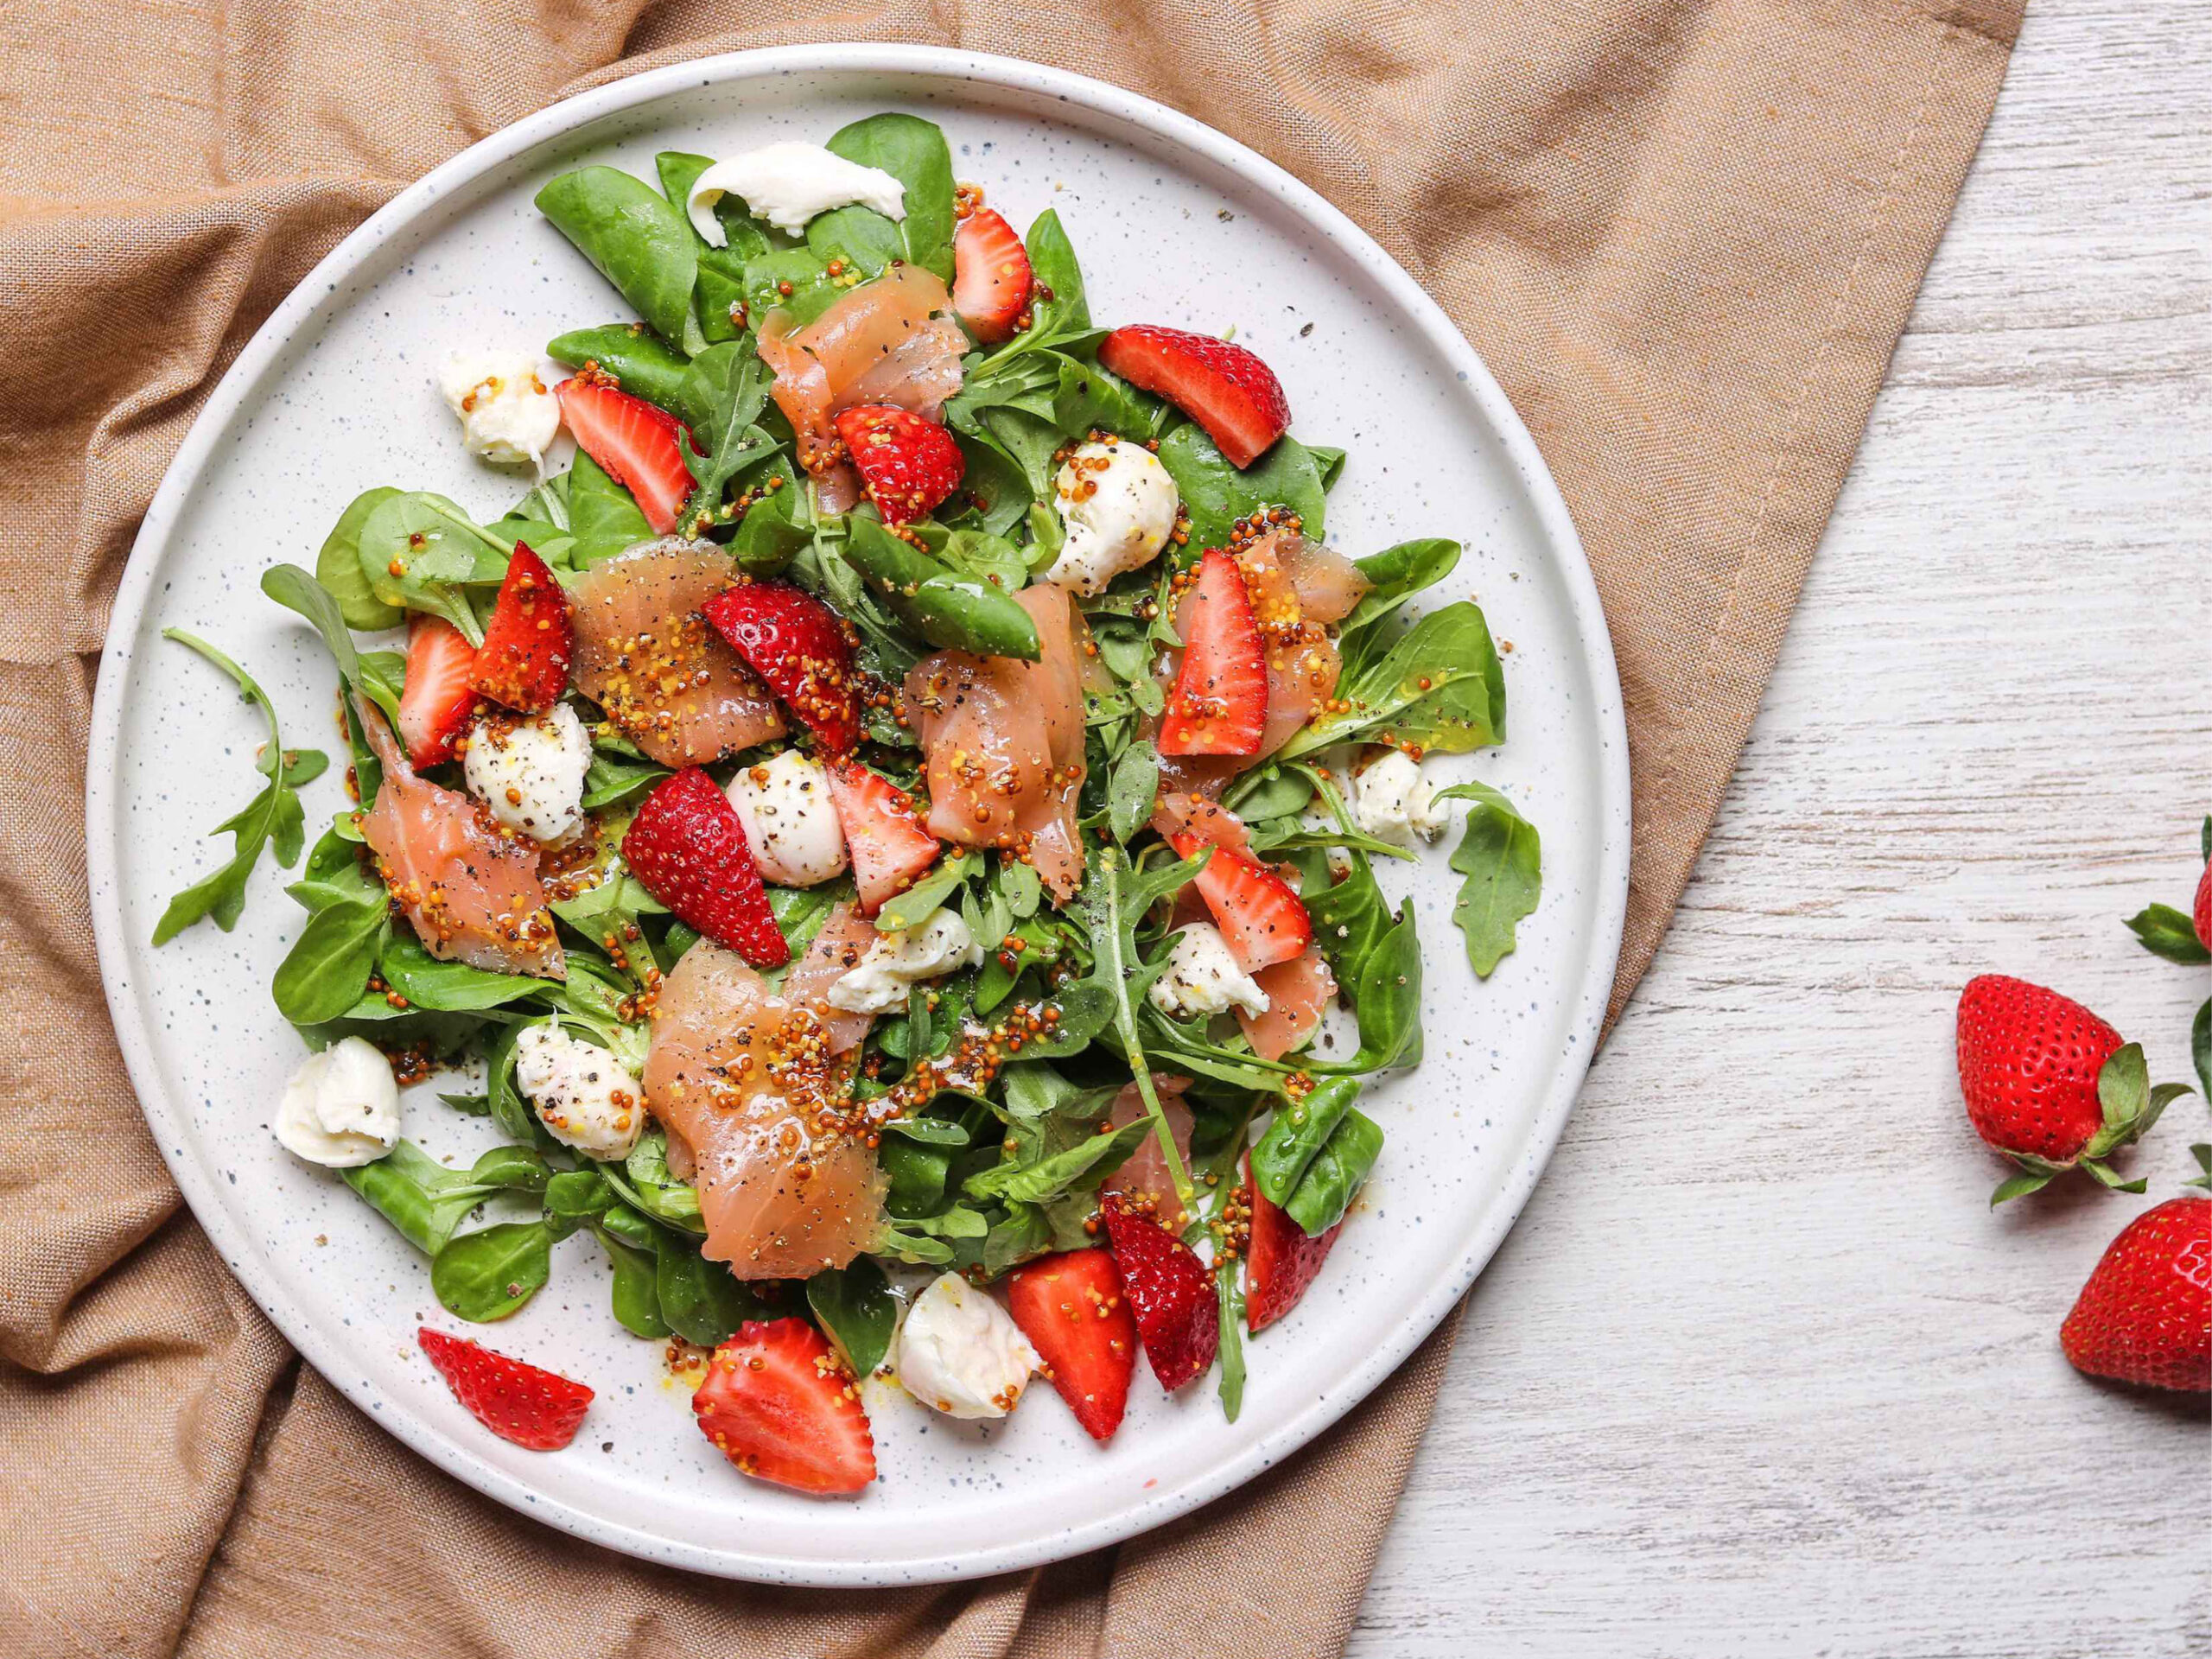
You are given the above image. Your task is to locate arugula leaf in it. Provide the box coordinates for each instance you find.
[153,632,327,945]
[877,849,983,932]
[1278,601,1505,759]
[675,337,777,536]
[1065,845,1210,1213]
[965,1119,1147,1203]
[1433,781,1542,977]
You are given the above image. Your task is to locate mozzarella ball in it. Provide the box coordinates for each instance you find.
[824,909,982,1014]
[435,350,563,467]
[275,1038,400,1168]
[462,704,592,842]
[1352,749,1450,846]
[1042,439,1179,596]
[513,1023,645,1160]
[895,1272,1040,1419]
[725,749,849,887]
[1148,922,1272,1020]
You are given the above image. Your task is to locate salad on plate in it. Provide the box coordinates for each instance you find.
[151,111,1543,1495]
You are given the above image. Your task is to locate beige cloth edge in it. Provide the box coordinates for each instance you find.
[0,3,2021,1654]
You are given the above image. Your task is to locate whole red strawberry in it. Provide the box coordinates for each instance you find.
[1955,976,2188,1204]
[2060,1197,2212,1391]
[833,404,964,524]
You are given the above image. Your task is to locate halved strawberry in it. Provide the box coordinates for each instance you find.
[1159,549,1268,756]
[1242,1152,1340,1332]
[397,613,480,767]
[1097,325,1289,467]
[824,761,941,915]
[699,582,861,753]
[1168,832,1313,972]
[952,208,1033,345]
[833,404,964,525]
[1006,1248,1138,1441]
[416,1327,592,1452]
[469,543,572,714]
[1098,1192,1219,1392]
[557,378,695,534]
[692,1318,877,1495]
[622,767,789,966]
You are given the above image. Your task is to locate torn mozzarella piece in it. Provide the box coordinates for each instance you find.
[824,910,982,1014]
[461,704,592,842]
[1147,922,1272,1020]
[1042,439,1180,596]
[725,750,849,887]
[435,350,563,467]
[686,142,906,242]
[895,1272,1040,1419]
[275,1039,401,1168]
[513,1023,645,1160]
[1351,749,1450,846]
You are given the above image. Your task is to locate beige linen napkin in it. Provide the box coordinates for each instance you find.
[0,3,2023,1653]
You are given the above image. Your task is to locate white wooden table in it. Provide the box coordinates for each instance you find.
[1352,2,2211,1651]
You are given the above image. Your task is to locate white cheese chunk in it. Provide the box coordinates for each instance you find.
[275,1039,401,1168]
[1351,749,1451,846]
[1042,439,1180,596]
[824,910,982,1014]
[895,1272,1040,1420]
[435,350,563,468]
[725,749,849,888]
[461,704,592,842]
[686,142,906,241]
[513,1023,645,1160]
[1147,922,1272,1020]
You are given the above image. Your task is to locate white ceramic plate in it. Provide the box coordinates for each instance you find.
[86,45,1629,1586]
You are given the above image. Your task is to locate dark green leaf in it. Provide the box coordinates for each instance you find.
[1434,781,1541,977]
[805,1258,899,1376]
[537,166,701,348]
[827,113,957,278]
[2125,903,2210,964]
[1157,425,1328,548]
[432,1222,553,1322]
[315,486,404,629]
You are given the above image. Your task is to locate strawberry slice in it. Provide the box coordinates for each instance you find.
[832,404,964,525]
[824,761,941,915]
[396,613,480,767]
[1168,832,1313,972]
[1097,325,1290,467]
[1159,549,1268,756]
[1006,1248,1138,1441]
[416,1327,593,1451]
[1098,1192,1219,1392]
[622,767,789,966]
[469,543,572,714]
[699,582,862,753]
[1242,1152,1341,1332]
[557,378,695,535]
[951,208,1033,345]
[692,1318,877,1495]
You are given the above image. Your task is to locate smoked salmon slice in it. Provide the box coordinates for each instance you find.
[778,900,880,1056]
[568,539,786,767]
[1101,1074,1195,1228]
[1237,947,1337,1061]
[643,940,886,1279]
[759,264,968,494]
[354,696,564,979]
[903,584,1089,902]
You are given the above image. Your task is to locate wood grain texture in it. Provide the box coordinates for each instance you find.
[1351,2,2211,1653]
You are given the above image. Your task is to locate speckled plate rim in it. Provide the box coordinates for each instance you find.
[87,43,1630,1586]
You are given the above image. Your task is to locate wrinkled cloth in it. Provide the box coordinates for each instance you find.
[0,3,2021,1654]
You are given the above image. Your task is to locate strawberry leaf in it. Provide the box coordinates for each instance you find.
[2124,903,2210,964]
[2186,1145,2211,1192]
[1991,1169,2056,1206]
[2194,998,2209,1101]
[2078,1160,2147,1193]
[2095,1042,2148,1128]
